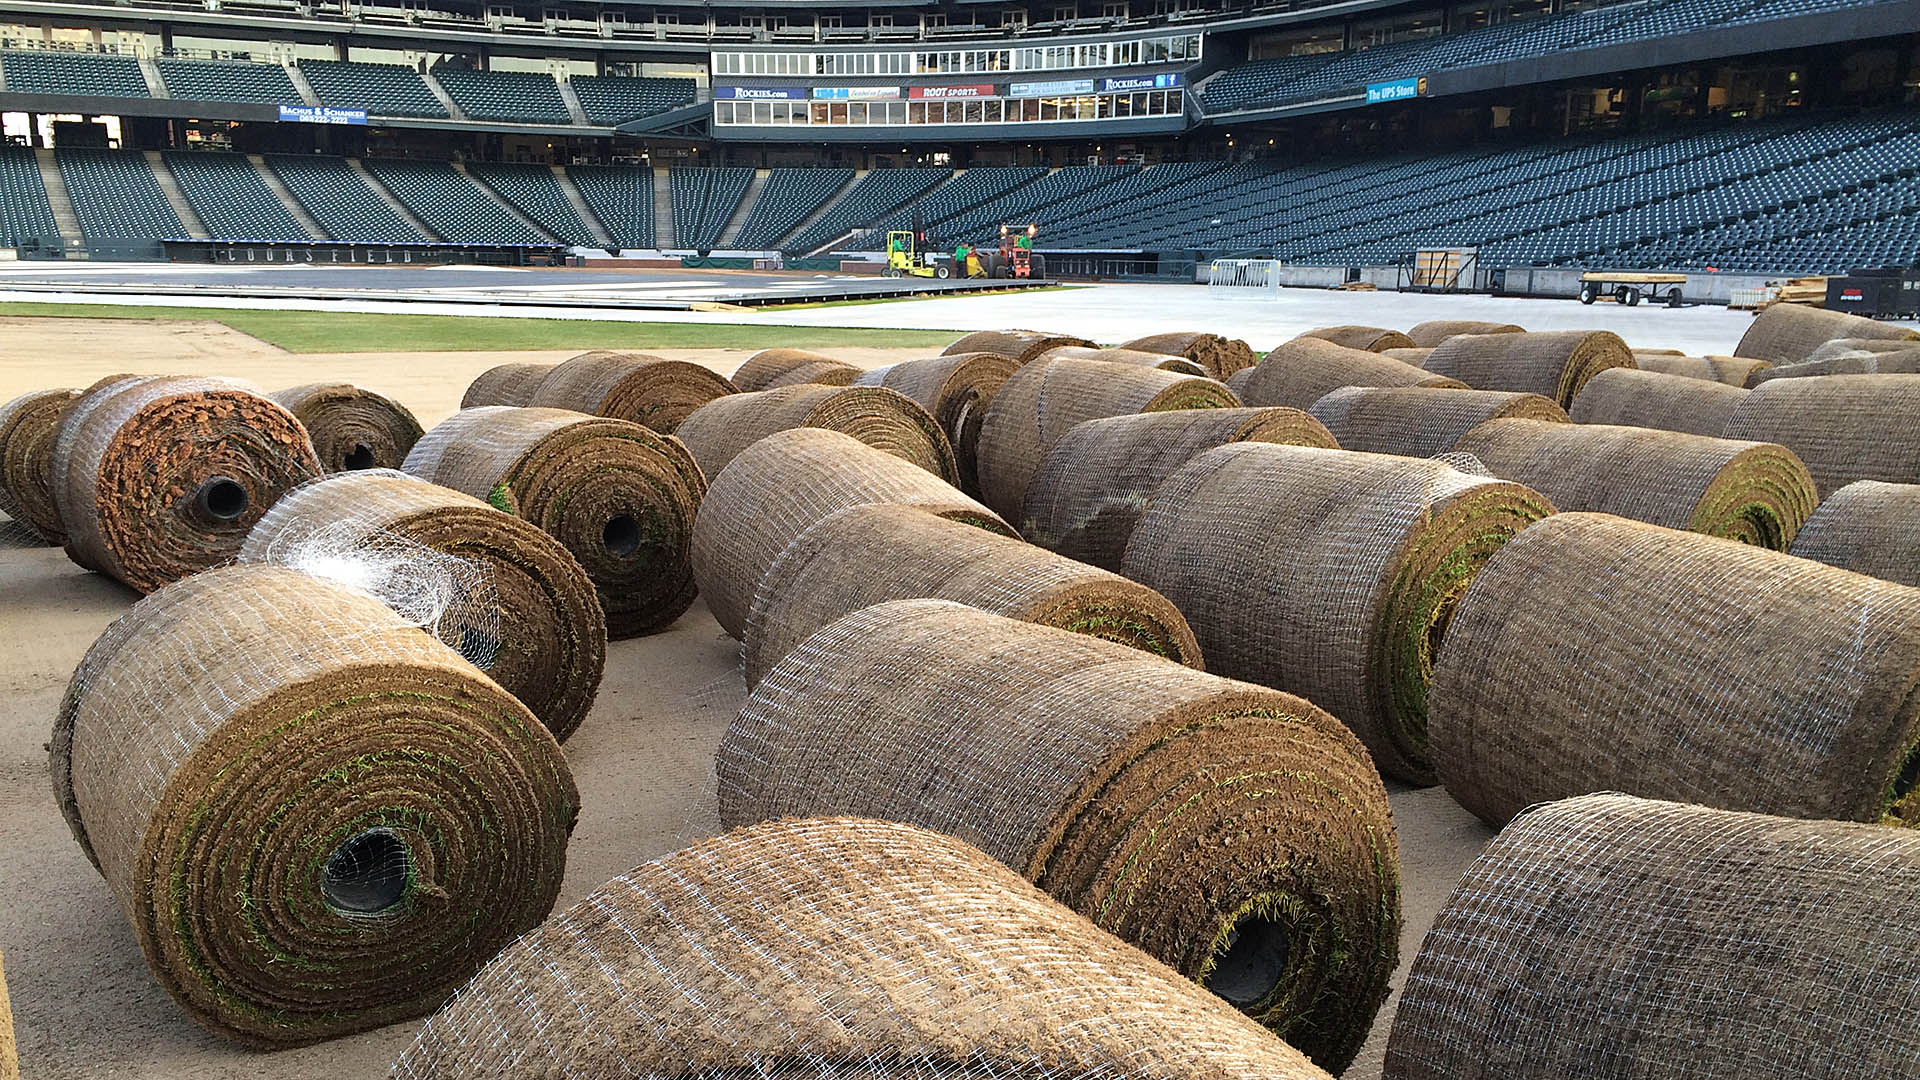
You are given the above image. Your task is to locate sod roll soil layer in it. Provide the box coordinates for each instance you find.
[944,328,1094,362]
[1234,338,1465,411]
[49,564,579,1047]
[743,502,1203,686]
[460,362,553,408]
[403,406,705,637]
[52,375,322,594]
[730,347,863,391]
[719,600,1399,1073]
[1308,386,1567,459]
[674,383,959,485]
[240,469,606,740]
[1384,794,1920,1080]
[1630,353,1772,386]
[1789,479,1920,587]
[1421,330,1634,409]
[393,816,1333,1080]
[1720,373,1920,494]
[1404,320,1524,348]
[1123,443,1555,784]
[1021,407,1338,573]
[0,387,77,544]
[1451,418,1816,549]
[1041,345,1209,376]
[853,351,1021,498]
[1299,325,1419,352]
[1429,512,1920,827]
[975,356,1239,521]
[1566,367,1752,437]
[1118,331,1259,380]
[1734,301,1920,364]
[692,427,1013,638]
[524,350,738,435]
[0,950,12,1080]
[270,383,423,472]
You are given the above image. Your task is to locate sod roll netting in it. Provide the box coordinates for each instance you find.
[853,352,1021,499]
[1122,443,1555,784]
[1420,330,1634,409]
[674,383,959,485]
[731,347,863,391]
[460,362,553,408]
[1233,339,1465,411]
[1790,479,1920,587]
[743,502,1203,686]
[944,328,1094,363]
[1566,368,1752,437]
[1385,794,1920,1080]
[1118,332,1259,381]
[240,468,606,740]
[1734,301,1920,364]
[1629,353,1772,386]
[1299,326,1418,352]
[1721,373,1920,495]
[1307,386,1567,460]
[1451,418,1817,549]
[394,816,1335,1080]
[1041,345,1209,376]
[1750,345,1920,382]
[1429,511,1920,828]
[1403,320,1524,348]
[719,600,1398,1073]
[1020,408,1338,573]
[0,387,77,544]
[525,350,739,435]
[50,564,578,1047]
[1379,348,1433,365]
[270,383,422,472]
[404,406,705,638]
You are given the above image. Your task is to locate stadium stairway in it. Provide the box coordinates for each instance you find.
[451,161,564,241]
[554,74,590,127]
[32,150,83,251]
[143,152,209,239]
[421,71,468,122]
[553,166,615,247]
[250,156,327,239]
[774,169,863,251]
[284,62,321,107]
[716,169,770,248]
[348,158,439,238]
[653,167,675,248]
[136,54,166,98]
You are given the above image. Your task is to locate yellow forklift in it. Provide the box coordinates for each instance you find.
[883,230,952,278]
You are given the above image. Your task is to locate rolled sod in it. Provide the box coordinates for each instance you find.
[1041,344,1210,376]
[1721,373,1920,495]
[1451,418,1817,550]
[1386,794,1920,1080]
[1429,512,1920,828]
[1309,386,1567,459]
[853,351,1021,498]
[691,427,1012,639]
[1567,367,1751,437]
[944,327,1093,362]
[975,355,1240,522]
[1750,343,1920,382]
[404,406,705,638]
[0,387,78,544]
[1234,338,1465,411]
[50,565,578,1047]
[1790,480,1920,586]
[525,350,738,435]
[393,817,1333,1080]
[1380,347,1434,364]
[1421,330,1634,409]
[52,375,321,594]
[271,382,422,472]
[719,600,1399,1073]
[1404,320,1523,348]
[674,383,959,485]
[0,950,12,1080]
[743,502,1202,686]
[729,347,862,391]
[1630,352,1771,386]
[241,469,606,741]
[1123,443,1554,783]
[1021,407,1338,573]
[459,362,552,408]
[1119,330,1259,380]
[1735,301,1920,364]
[1299,325,1418,352]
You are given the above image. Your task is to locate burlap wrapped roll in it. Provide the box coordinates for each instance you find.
[1380,347,1433,364]
[1430,512,1920,827]
[1451,418,1816,549]
[1385,794,1920,1080]
[1567,367,1750,437]
[1721,373,1920,495]
[1021,408,1338,572]
[1119,331,1258,380]
[1422,330,1634,408]
[1300,325,1418,352]
[944,328,1094,362]
[1123,443,1554,783]
[1234,337,1465,411]
[394,816,1333,1080]
[1734,301,1920,364]
[1749,344,1920,382]
[1404,320,1524,348]
[1309,386,1567,459]
[49,565,578,1047]
[975,356,1239,521]
[692,427,1013,638]
[0,387,77,543]
[460,362,552,408]
[720,600,1398,1072]
[674,383,958,485]
[1630,353,1772,386]
[240,469,606,740]
[853,351,1021,498]
[52,376,321,593]
[1041,344,1209,376]
[525,350,737,435]
[744,503,1203,686]
[270,383,422,472]
[404,407,704,637]
[730,347,862,391]
[1788,479,1920,586]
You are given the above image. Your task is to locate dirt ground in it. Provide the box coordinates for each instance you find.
[0,315,1494,1080]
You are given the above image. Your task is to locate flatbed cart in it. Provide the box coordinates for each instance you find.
[1579,271,1686,307]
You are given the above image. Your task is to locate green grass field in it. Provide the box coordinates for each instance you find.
[0,302,962,353]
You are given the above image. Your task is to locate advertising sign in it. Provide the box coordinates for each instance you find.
[1009,79,1095,98]
[1100,72,1183,92]
[714,86,808,100]
[908,84,996,100]
[812,86,902,99]
[278,105,368,125]
[1364,76,1428,104]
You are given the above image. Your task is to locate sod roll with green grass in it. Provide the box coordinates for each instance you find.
[1721,373,1920,495]
[1566,367,1752,437]
[730,347,863,391]
[404,407,705,637]
[524,350,738,435]
[1021,407,1338,573]
[49,564,578,1047]
[1422,330,1634,409]
[1430,512,1920,827]
[1385,794,1920,1080]
[1734,301,1920,364]
[0,387,77,544]
[1300,325,1418,352]
[1630,353,1771,386]
[1233,338,1465,411]
[1041,345,1209,376]
[852,351,1021,498]
[944,328,1093,362]
[1123,444,1554,784]
[719,600,1399,1073]
[459,362,553,408]
[1118,331,1259,380]
[1789,480,1920,586]
[270,383,422,472]
[240,469,606,741]
[1404,320,1524,348]
[674,383,959,485]
[1308,386,1567,459]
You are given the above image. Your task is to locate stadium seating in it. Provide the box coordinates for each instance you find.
[56,150,183,240]
[572,75,698,125]
[466,163,603,246]
[0,147,60,245]
[857,167,1047,249]
[785,168,949,254]
[265,154,427,242]
[156,58,300,104]
[567,164,655,248]
[362,159,548,244]
[164,152,310,241]
[431,67,571,124]
[299,60,447,118]
[937,165,1140,243]
[732,168,855,249]
[669,166,753,249]
[1,50,148,97]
